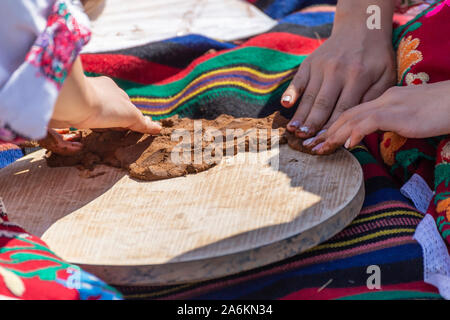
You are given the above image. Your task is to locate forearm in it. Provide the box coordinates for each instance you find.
[333,0,394,42]
[51,58,97,127]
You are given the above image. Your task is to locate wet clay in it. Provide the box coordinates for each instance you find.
[45,112,315,181]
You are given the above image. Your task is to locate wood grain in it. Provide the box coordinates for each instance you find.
[0,145,364,285]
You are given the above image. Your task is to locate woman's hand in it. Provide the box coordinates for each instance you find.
[308,81,450,155]
[45,58,161,155]
[281,0,396,139]
[38,129,82,156]
[50,75,161,134]
[50,59,161,134]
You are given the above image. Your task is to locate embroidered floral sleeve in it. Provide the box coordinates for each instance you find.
[26,1,91,89]
[0,0,90,142]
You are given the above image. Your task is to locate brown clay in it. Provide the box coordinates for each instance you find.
[45,112,315,181]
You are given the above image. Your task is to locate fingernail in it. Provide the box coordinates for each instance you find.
[62,133,80,141]
[312,142,324,153]
[303,137,316,146]
[299,126,310,133]
[288,120,300,129]
[282,95,292,103]
[316,129,327,136]
[344,137,351,149]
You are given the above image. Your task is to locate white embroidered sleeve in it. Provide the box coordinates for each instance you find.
[0,0,90,141]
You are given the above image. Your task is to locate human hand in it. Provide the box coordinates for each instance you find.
[50,75,161,134]
[307,81,450,155]
[38,128,82,156]
[46,58,161,155]
[281,2,396,139]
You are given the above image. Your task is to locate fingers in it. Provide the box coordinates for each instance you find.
[286,68,368,139]
[286,70,391,153]
[57,130,82,142]
[127,110,162,135]
[301,128,327,150]
[39,129,83,156]
[298,75,343,137]
[322,76,372,130]
[304,99,376,152]
[286,71,322,133]
[312,101,382,154]
[281,62,310,108]
[320,114,379,154]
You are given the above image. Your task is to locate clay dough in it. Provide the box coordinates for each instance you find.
[45,112,314,181]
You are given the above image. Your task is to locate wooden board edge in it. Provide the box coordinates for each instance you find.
[78,176,365,286]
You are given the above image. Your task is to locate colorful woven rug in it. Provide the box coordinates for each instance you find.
[79,1,449,299]
[0,143,23,170]
[0,0,447,300]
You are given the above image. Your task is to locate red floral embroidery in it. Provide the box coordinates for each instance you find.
[25,0,91,89]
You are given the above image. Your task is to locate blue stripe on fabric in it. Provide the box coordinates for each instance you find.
[164,34,236,50]
[280,12,335,26]
[0,149,23,169]
[195,243,422,299]
[363,188,410,207]
[264,0,337,19]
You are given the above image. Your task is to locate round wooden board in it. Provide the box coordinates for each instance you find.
[0,145,364,285]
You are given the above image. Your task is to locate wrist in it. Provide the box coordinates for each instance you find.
[332,0,393,42]
[67,75,102,127]
[52,70,100,127]
[83,75,101,112]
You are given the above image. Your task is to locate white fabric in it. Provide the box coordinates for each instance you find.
[0,0,89,140]
[0,0,54,139]
[0,0,53,89]
[400,173,434,213]
[414,214,450,300]
[82,0,276,53]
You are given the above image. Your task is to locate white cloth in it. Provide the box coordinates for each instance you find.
[82,0,276,54]
[0,0,90,140]
[414,214,450,300]
[400,173,434,213]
